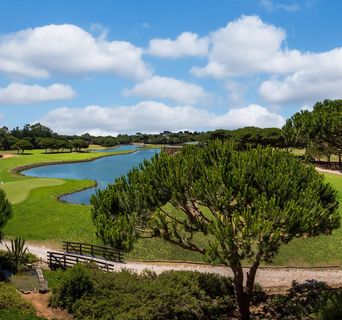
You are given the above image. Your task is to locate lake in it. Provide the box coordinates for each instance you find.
[22,146,160,204]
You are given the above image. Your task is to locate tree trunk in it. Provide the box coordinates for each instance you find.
[232,266,251,320]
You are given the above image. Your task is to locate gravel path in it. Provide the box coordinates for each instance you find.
[2,241,342,289]
[316,167,342,175]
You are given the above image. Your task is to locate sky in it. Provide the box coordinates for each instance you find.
[0,0,341,135]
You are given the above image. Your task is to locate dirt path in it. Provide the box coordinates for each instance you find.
[22,292,72,320]
[2,241,342,290]
[316,166,342,175]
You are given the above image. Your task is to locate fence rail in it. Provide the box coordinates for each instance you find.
[62,241,124,262]
[47,251,117,271]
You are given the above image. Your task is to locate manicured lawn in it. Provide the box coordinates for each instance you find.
[1,148,342,265]
[0,178,64,204]
[272,173,342,266]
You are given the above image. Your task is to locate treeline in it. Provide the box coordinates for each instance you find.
[1,99,341,156]
[283,99,342,164]
[0,123,285,152]
[0,124,91,153]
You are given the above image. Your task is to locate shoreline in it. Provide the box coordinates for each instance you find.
[12,149,137,176]
[12,147,157,205]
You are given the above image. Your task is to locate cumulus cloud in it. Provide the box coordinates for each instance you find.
[259,48,342,104]
[148,32,209,58]
[190,15,342,105]
[192,15,287,78]
[40,101,285,135]
[0,83,75,104]
[0,24,151,80]
[123,76,209,104]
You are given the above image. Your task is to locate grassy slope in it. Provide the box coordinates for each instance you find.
[272,173,342,266]
[0,149,134,248]
[1,149,342,265]
[0,178,64,204]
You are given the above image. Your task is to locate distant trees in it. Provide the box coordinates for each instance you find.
[283,99,342,164]
[91,142,340,320]
[37,138,72,153]
[72,139,89,152]
[10,139,33,154]
[203,127,285,149]
[0,189,12,241]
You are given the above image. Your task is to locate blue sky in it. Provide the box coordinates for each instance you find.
[0,0,341,135]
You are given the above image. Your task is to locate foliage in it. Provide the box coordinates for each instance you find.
[50,264,236,319]
[264,280,330,319]
[0,189,12,241]
[0,282,35,312]
[91,142,340,319]
[50,263,94,312]
[203,127,285,149]
[0,309,45,320]
[283,99,342,164]
[264,280,342,320]
[10,139,34,154]
[5,238,30,274]
[72,139,89,152]
[37,137,72,153]
[318,292,342,320]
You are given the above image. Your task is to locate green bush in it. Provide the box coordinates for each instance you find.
[50,263,94,312]
[264,280,334,320]
[0,309,45,320]
[51,265,236,320]
[0,282,34,312]
[318,291,342,320]
[0,249,38,275]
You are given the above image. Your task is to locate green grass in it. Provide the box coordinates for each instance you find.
[272,173,342,266]
[0,148,136,248]
[1,148,342,265]
[0,178,64,204]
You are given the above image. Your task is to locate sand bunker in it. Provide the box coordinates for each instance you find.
[0,153,16,159]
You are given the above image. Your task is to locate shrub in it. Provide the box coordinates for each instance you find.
[264,280,335,319]
[0,282,34,312]
[50,263,94,312]
[318,291,342,320]
[51,265,236,320]
[0,309,45,320]
[5,238,32,274]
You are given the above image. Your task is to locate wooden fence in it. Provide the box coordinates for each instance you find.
[47,251,117,271]
[62,241,124,262]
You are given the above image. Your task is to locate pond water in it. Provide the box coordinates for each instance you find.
[92,145,138,152]
[22,147,160,204]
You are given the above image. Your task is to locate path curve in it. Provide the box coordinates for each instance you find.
[2,241,342,290]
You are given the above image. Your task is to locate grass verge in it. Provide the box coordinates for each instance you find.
[1,149,342,265]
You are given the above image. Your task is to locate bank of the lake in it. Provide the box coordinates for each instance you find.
[22,146,159,204]
[1,148,342,265]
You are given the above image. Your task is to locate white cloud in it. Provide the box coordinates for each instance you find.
[0,83,75,104]
[40,101,285,135]
[190,15,342,105]
[123,76,209,104]
[259,48,342,104]
[192,15,287,78]
[260,0,300,12]
[148,32,209,58]
[0,24,151,80]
